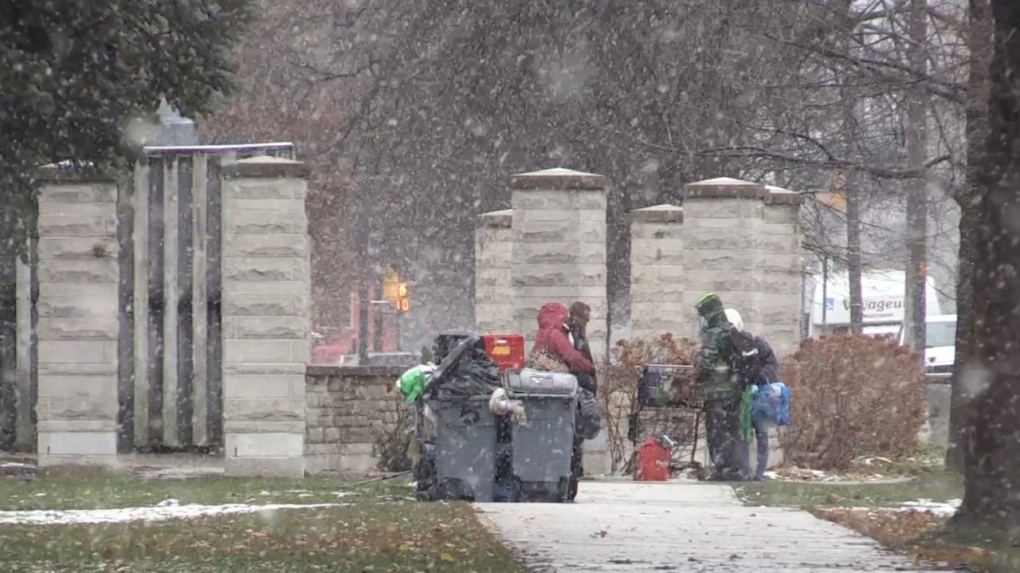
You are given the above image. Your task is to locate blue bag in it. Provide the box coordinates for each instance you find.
[752,382,791,426]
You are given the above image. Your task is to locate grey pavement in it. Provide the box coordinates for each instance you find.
[476,481,943,572]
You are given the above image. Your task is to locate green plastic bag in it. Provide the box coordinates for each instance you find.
[740,385,757,442]
[396,364,435,404]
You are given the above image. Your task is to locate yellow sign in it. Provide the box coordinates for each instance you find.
[491,346,511,356]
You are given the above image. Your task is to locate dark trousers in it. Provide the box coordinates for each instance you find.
[753,419,770,479]
[705,398,749,481]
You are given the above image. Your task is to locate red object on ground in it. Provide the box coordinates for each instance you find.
[635,438,672,482]
[482,334,526,372]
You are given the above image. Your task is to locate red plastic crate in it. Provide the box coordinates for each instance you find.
[482,334,526,372]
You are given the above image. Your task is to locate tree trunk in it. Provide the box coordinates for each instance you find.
[903,0,928,351]
[946,205,981,473]
[950,0,1020,529]
[834,0,863,335]
[846,181,864,335]
[946,0,993,474]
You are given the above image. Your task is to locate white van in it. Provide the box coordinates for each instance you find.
[806,269,942,338]
[899,314,956,373]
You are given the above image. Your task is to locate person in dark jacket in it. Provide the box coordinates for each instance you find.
[568,301,596,388]
[566,301,595,500]
[694,293,748,481]
[726,308,779,481]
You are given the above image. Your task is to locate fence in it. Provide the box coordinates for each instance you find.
[5,143,296,454]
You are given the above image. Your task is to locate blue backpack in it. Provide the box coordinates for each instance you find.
[752,382,791,426]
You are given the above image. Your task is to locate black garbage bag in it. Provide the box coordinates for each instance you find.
[432,330,475,364]
[425,334,501,401]
[575,388,602,440]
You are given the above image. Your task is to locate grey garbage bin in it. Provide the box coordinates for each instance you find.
[504,369,579,502]
[427,396,498,502]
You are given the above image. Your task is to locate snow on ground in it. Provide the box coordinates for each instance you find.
[900,498,962,516]
[0,499,350,526]
[829,499,963,517]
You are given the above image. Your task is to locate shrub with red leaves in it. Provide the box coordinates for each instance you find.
[780,333,927,471]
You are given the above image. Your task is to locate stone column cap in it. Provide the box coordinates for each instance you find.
[511,167,610,190]
[480,209,512,228]
[222,156,311,179]
[684,177,767,199]
[684,177,805,205]
[764,185,805,205]
[631,204,683,224]
[37,161,115,183]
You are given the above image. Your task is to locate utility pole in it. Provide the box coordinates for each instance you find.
[902,0,929,351]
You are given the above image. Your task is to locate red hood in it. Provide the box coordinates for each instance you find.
[537,302,569,330]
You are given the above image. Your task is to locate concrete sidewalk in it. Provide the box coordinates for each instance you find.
[476,481,941,572]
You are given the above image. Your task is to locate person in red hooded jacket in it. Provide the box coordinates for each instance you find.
[532,301,597,501]
[532,302,597,391]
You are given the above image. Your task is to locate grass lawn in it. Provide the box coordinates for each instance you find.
[0,474,403,511]
[738,471,964,509]
[0,476,527,573]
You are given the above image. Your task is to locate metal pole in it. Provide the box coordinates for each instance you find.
[821,256,829,330]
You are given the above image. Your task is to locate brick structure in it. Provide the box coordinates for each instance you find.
[304,365,404,474]
[35,166,121,467]
[220,156,312,476]
[474,209,514,334]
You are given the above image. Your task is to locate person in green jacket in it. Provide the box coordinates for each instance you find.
[694,293,750,481]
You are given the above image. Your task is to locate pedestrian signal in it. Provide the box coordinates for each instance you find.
[395,298,410,313]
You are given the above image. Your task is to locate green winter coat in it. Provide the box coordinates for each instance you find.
[694,293,738,400]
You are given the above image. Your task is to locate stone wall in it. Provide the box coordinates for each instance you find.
[35,168,121,466]
[220,157,312,476]
[474,210,514,334]
[304,365,404,474]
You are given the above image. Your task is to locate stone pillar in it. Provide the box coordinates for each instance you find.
[220,157,311,477]
[510,167,611,475]
[680,178,768,336]
[761,187,805,356]
[680,178,804,355]
[35,167,121,466]
[474,210,515,334]
[510,168,610,360]
[629,205,685,340]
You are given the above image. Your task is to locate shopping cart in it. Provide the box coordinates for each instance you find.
[628,364,705,476]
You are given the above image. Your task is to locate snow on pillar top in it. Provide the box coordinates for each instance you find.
[683,177,768,199]
[221,156,311,179]
[510,167,610,191]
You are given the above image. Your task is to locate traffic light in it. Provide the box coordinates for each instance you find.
[394,283,410,313]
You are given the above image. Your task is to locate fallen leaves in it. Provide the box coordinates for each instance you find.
[812,507,946,547]
[813,507,998,569]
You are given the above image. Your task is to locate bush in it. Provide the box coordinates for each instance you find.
[780,333,927,471]
[372,397,413,473]
[600,334,700,473]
